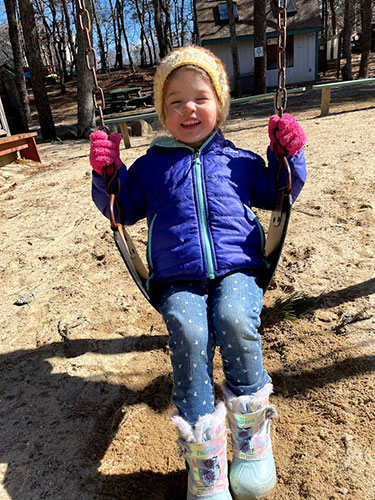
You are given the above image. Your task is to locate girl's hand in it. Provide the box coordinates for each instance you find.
[89,130,122,175]
[268,113,306,157]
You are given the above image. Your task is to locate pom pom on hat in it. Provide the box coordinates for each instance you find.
[153,46,231,128]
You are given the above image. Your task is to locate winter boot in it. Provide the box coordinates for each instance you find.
[171,402,233,500]
[224,384,277,500]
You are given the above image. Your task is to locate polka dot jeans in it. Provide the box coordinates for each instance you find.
[159,271,271,424]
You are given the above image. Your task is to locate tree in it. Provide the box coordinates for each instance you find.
[226,0,241,97]
[91,0,107,72]
[34,0,68,94]
[253,0,267,94]
[3,0,31,128]
[153,0,169,58]
[75,0,95,137]
[342,0,354,80]
[116,0,135,70]
[18,0,56,140]
[61,0,77,73]
[328,0,337,35]
[358,0,373,77]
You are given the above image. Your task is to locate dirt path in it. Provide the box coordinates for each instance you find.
[0,87,374,499]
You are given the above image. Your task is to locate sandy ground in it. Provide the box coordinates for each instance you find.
[0,82,374,500]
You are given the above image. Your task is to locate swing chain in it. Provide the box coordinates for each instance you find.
[274,0,288,116]
[76,0,107,132]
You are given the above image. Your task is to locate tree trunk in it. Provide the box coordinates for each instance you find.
[329,0,336,35]
[115,3,124,69]
[61,0,77,73]
[180,0,185,46]
[226,0,241,97]
[91,0,107,72]
[18,0,56,140]
[161,0,173,52]
[108,0,119,69]
[134,0,153,66]
[44,0,67,94]
[192,0,200,45]
[358,0,372,78]
[146,0,157,63]
[342,0,354,80]
[253,0,267,94]
[75,0,95,138]
[152,0,168,59]
[3,0,31,128]
[117,0,135,71]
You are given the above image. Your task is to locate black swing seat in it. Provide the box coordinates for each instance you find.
[110,186,292,312]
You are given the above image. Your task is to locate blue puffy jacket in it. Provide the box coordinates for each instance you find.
[92,130,306,285]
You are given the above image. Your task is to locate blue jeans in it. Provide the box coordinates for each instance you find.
[159,271,271,424]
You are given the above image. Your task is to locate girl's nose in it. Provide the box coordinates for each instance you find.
[182,100,196,113]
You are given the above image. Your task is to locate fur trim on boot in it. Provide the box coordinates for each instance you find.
[171,403,233,500]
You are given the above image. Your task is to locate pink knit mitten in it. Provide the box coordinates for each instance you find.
[89,130,122,175]
[268,113,306,157]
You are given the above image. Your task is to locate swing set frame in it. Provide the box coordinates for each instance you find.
[77,0,292,311]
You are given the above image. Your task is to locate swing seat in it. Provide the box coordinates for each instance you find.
[258,188,292,291]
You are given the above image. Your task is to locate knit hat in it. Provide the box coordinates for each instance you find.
[153,46,231,128]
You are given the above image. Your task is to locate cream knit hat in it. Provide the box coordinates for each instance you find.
[153,46,231,128]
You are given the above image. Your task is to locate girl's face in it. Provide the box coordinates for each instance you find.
[164,68,220,149]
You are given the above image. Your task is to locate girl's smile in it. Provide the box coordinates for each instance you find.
[164,68,219,149]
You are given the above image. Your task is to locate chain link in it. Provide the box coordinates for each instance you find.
[274,0,288,116]
[76,0,107,131]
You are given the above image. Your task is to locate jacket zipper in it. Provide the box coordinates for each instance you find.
[194,150,215,279]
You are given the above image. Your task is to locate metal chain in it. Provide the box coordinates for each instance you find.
[274,0,288,116]
[76,0,121,226]
[76,0,107,131]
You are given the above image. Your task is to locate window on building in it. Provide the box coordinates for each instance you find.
[214,3,239,25]
[266,35,294,69]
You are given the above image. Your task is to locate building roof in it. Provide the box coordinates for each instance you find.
[197,0,323,42]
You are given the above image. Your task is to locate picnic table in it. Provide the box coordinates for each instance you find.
[107,87,153,111]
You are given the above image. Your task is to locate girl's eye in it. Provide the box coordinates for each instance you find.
[170,100,182,105]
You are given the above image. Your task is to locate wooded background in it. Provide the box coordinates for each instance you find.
[0,0,374,139]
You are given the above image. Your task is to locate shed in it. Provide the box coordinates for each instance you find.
[196,0,323,91]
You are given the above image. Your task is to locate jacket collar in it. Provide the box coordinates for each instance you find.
[150,129,225,154]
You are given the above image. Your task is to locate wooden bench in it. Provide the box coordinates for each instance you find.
[312,77,375,116]
[104,87,307,148]
[105,111,158,148]
[0,132,41,167]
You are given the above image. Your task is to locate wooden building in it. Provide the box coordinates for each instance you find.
[196,0,323,92]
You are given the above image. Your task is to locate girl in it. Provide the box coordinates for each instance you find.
[90,46,306,500]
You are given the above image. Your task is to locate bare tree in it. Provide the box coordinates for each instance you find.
[146,0,157,62]
[342,0,354,80]
[3,0,31,128]
[61,0,77,73]
[328,0,337,35]
[18,0,56,140]
[226,0,241,97]
[253,0,266,94]
[91,0,107,72]
[358,0,373,77]
[152,0,169,58]
[34,0,68,94]
[191,0,200,45]
[134,0,154,66]
[116,0,134,70]
[75,0,95,137]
